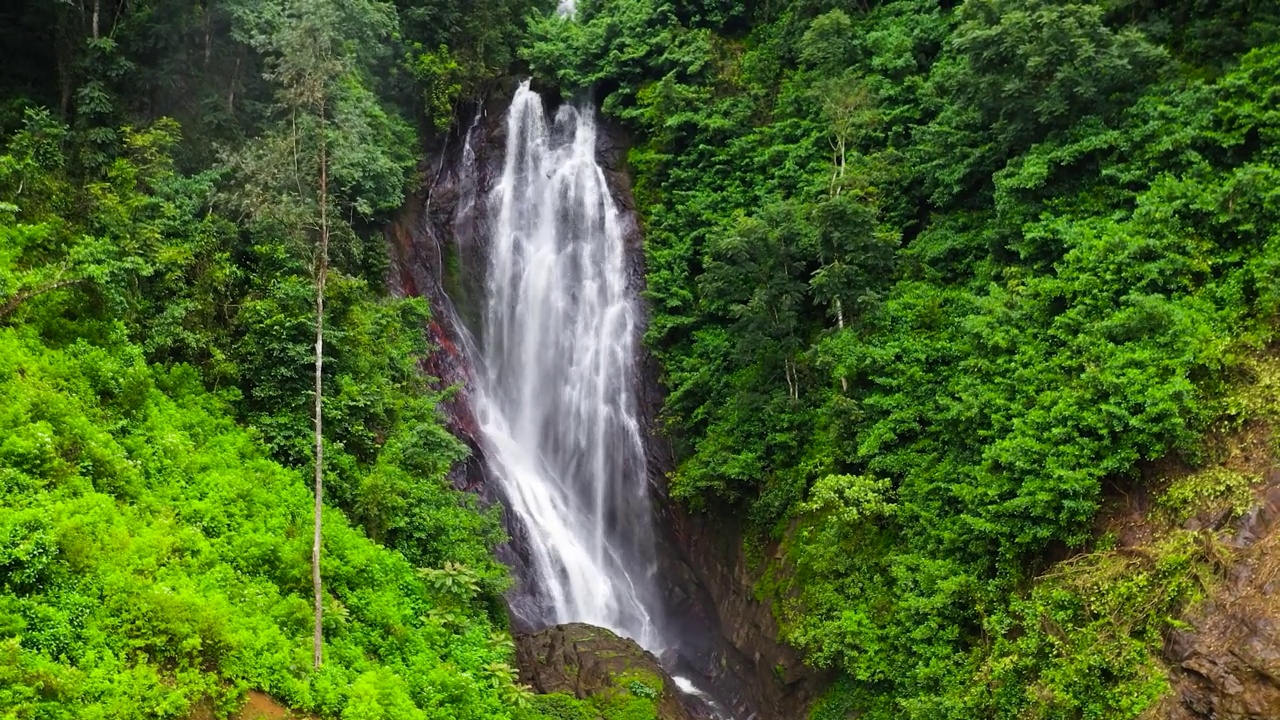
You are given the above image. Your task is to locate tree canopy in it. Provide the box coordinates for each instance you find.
[526,0,1280,716]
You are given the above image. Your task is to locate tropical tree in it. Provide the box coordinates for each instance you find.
[224,0,414,668]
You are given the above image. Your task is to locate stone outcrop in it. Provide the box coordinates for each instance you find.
[516,623,700,720]
[1163,470,1280,719]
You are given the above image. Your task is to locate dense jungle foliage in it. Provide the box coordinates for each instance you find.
[0,1,664,718]
[6,0,1280,718]
[524,0,1280,717]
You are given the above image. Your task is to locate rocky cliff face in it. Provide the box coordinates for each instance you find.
[656,509,829,720]
[384,80,547,626]
[1163,467,1280,719]
[385,82,826,719]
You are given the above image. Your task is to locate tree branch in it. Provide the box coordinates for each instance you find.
[0,275,80,320]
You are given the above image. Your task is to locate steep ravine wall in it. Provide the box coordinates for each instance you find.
[384,81,825,720]
[384,83,547,627]
[594,100,829,720]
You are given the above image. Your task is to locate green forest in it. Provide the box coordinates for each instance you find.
[531,0,1280,715]
[3,0,1280,719]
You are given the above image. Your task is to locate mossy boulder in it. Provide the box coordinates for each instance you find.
[514,623,694,720]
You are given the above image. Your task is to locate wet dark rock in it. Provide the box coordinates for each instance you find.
[384,80,544,629]
[515,623,698,720]
[1167,614,1280,719]
[654,507,830,720]
[1185,506,1233,532]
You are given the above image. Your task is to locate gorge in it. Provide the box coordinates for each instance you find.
[386,78,823,720]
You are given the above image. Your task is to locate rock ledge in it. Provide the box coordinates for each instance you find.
[515,623,697,720]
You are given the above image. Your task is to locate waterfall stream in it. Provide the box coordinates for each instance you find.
[471,81,664,649]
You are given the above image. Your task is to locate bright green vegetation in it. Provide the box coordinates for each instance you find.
[528,676,663,720]
[526,0,1280,717]
[0,314,649,719]
[529,690,660,720]
[0,0,655,718]
[0,325,524,718]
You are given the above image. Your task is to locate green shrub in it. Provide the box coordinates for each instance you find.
[1158,468,1256,524]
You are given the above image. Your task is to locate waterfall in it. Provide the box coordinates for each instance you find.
[470,81,663,649]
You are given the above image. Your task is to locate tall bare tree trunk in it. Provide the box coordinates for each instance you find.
[312,113,329,671]
[227,55,240,113]
[203,7,212,66]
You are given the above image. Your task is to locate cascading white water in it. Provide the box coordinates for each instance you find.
[471,81,662,648]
